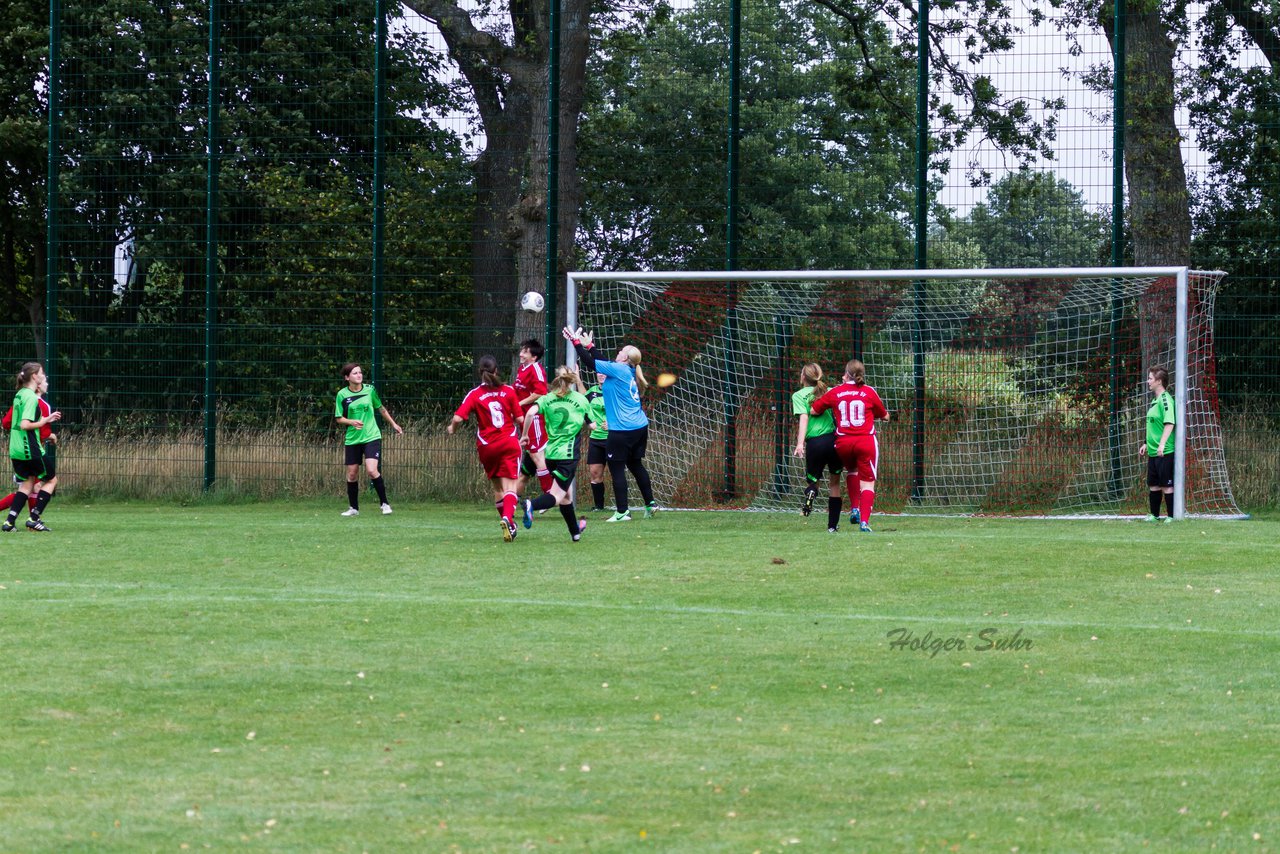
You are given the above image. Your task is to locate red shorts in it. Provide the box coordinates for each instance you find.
[525,413,548,454]
[477,437,520,480]
[835,434,879,482]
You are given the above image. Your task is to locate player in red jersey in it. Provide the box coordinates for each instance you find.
[448,354,525,541]
[0,370,57,517]
[512,338,553,500]
[810,359,890,533]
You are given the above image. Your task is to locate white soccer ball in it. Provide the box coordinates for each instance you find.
[519,291,545,313]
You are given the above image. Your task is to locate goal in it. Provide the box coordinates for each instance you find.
[564,268,1243,519]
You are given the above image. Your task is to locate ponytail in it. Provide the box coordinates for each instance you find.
[801,362,828,399]
[549,365,581,397]
[15,362,42,390]
[845,359,866,386]
[477,354,501,388]
[621,345,649,391]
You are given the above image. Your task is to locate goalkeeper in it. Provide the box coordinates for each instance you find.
[563,325,658,522]
[792,363,845,531]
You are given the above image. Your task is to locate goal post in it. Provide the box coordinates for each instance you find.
[564,267,1243,519]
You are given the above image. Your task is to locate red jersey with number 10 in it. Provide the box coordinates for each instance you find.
[455,384,523,446]
[810,382,888,437]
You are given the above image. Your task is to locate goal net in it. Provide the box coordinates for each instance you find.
[565,268,1243,519]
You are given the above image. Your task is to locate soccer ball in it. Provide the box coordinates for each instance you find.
[520,291,545,313]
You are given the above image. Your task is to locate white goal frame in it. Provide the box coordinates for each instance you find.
[566,266,1221,520]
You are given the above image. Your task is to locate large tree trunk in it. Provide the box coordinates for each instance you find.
[1103,3,1191,266]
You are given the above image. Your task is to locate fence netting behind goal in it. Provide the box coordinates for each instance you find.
[573,272,1241,517]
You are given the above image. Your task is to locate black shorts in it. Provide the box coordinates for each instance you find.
[605,426,648,465]
[13,455,45,482]
[520,451,537,477]
[547,456,579,489]
[587,437,608,466]
[804,433,842,481]
[344,439,382,466]
[39,444,56,479]
[1147,453,1174,488]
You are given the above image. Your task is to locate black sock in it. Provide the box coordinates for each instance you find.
[591,482,605,510]
[608,461,629,513]
[1149,491,1162,517]
[347,481,360,510]
[372,476,388,505]
[560,503,581,538]
[1164,492,1175,518]
[32,489,53,518]
[531,492,557,512]
[5,497,22,525]
[827,496,842,529]
[627,460,655,506]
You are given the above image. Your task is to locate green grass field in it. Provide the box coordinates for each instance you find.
[2,500,1278,852]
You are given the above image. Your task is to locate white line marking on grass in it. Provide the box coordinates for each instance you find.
[14,582,1280,638]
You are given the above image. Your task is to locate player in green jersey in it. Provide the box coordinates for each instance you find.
[583,374,609,511]
[5,362,61,532]
[1140,366,1176,522]
[335,363,403,517]
[792,362,845,532]
[519,366,591,541]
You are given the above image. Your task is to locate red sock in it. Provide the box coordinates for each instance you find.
[0,493,13,511]
[501,492,518,523]
[859,489,875,525]
[537,470,553,493]
[845,475,858,505]
[28,493,37,511]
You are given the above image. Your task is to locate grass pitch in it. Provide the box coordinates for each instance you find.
[2,501,1278,852]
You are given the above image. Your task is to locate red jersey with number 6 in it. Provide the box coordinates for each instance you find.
[810,382,887,437]
[455,384,523,446]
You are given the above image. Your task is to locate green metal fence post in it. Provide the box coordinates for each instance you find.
[722,0,741,500]
[1108,0,1127,499]
[372,0,387,385]
[546,0,561,355]
[911,0,930,503]
[203,0,221,491]
[45,0,60,376]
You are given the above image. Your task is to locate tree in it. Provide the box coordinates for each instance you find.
[948,170,1109,268]
[402,0,595,357]
[576,0,918,272]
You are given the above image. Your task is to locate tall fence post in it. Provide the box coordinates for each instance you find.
[1107,0,1127,500]
[204,0,221,491]
[722,0,742,500]
[45,0,61,376]
[372,0,387,386]
[910,0,930,503]
[545,0,561,354]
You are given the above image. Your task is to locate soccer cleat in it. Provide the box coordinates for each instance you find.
[501,518,517,542]
[381,503,393,515]
[828,527,839,534]
[522,499,534,529]
[341,507,359,517]
[849,507,861,526]
[606,511,632,523]
[801,488,816,516]
[859,522,873,534]
[572,519,587,542]
[1163,516,1174,524]
[1,522,14,532]
[644,502,658,519]
[1143,514,1159,522]
[25,518,50,532]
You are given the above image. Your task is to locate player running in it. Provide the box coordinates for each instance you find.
[5,363,61,532]
[513,339,554,502]
[448,355,525,542]
[810,359,889,533]
[519,366,591,542]
[0,369,58,520]
[563,326,658,522]
[792,362,845,531]
[335,362,403,517]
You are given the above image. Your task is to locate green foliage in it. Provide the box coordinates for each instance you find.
[577,0,916,271]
